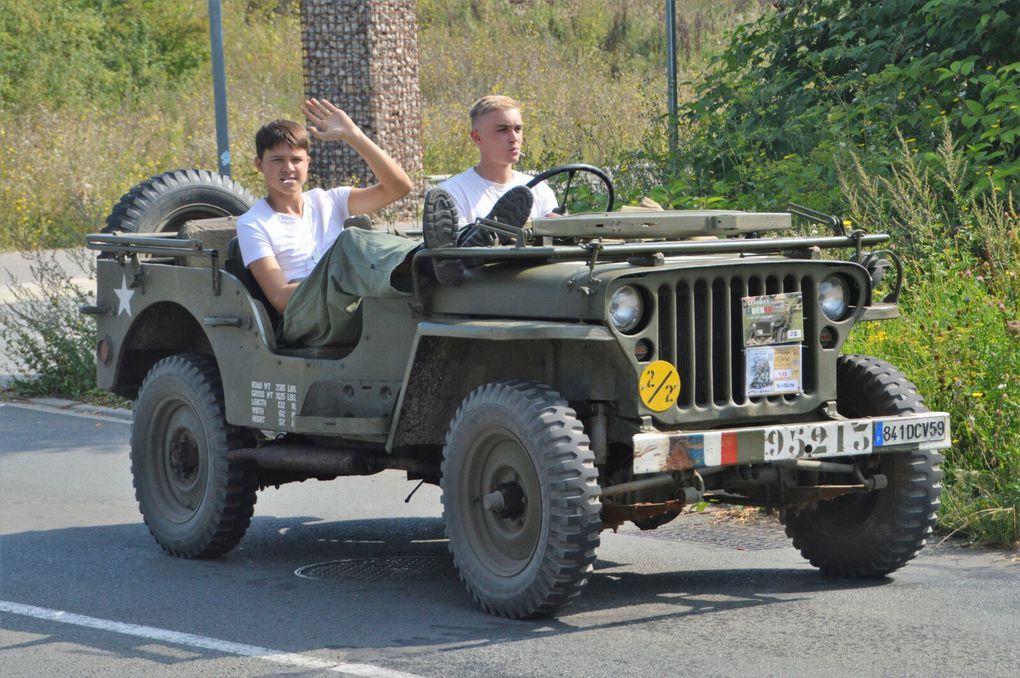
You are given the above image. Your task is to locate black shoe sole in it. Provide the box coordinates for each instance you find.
[487,185,534,229]
[422,188,464,285]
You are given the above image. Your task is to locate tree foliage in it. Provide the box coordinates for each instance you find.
[675,0,1020,209]
[0,0,208,108]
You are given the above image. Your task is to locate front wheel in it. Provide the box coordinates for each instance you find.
[441,381,602,618]
[783,355,943,577]
[131,353,257,558]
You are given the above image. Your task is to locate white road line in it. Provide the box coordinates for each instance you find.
[0,600,423,678]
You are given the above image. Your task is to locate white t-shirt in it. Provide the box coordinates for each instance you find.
[237,186,352,281]
[439,168,558,226]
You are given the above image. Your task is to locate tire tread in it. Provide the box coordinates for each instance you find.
[442,380,601,618]
[104,169,255,234]
[783,354,943,577]
[131,353,257,559]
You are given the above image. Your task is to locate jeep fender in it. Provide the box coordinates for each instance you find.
[96,260,274,400]
[386,320,637,450]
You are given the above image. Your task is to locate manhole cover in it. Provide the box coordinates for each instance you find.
[296,556,457,582]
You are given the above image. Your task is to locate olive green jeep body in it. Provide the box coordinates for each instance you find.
[86,174,949,618]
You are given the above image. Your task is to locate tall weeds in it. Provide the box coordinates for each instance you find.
[0,0,766,250]
[841,124,1020,548]
[0,6,303,250]
[0,250,98,397]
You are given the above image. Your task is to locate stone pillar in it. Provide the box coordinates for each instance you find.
[300,0,423,221]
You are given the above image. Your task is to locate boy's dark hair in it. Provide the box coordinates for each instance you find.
[255,119,310,158]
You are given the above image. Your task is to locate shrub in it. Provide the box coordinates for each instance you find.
[669,0,1020,212]
[0,249,100,398]
[0,0,208,109]
[841,126,1020,548]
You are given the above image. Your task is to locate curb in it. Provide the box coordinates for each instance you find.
[5,396,132,422]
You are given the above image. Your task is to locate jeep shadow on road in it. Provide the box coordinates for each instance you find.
[3,513,897,661]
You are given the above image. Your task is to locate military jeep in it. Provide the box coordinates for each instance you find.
[85,167,949,618]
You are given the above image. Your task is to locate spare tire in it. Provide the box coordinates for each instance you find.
[104,169,256,234]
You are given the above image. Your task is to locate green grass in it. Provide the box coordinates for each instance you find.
[841,128,1020,548]
[0,1,302,250]
[0,0,766,250]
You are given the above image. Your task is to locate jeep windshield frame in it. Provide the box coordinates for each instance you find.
[410,229,890,311]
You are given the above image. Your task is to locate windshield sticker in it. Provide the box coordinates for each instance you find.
[746,345,802,396]
[741,292,803,346]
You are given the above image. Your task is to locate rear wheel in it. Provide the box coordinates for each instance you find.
[441,381,602,617]
[104,169,254,234]
[783,355,943,577]
[131,353,257,558]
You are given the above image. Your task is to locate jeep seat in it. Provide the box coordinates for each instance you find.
[224,237,354,360]
[223,236,284,329]
[177,218,356,359]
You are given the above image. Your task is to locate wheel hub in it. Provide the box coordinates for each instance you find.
[459,432,544,576]
[483,481,527,520]
[169,431,199,479]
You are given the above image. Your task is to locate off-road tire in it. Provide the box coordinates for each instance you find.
[104,169,255,234]
[783,355,943,577]
[441,381,602,618]
[131,353,258,558]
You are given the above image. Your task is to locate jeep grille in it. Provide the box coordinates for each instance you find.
[653,268,826,424]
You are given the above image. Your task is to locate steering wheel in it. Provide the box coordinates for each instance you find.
[525,163,615,214]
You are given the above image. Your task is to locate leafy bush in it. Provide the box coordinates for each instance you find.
[841,127,1020,547]
[0,250,100,397]
[669,0,1020,211]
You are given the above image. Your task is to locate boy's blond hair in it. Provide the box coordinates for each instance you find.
[468,95,521,128]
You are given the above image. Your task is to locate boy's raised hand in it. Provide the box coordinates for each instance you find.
[302,98,361,143]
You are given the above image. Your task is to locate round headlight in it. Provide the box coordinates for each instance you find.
[609,286,644,333]
[818,276,849,320]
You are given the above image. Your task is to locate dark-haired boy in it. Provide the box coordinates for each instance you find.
[238,98,413,314]
[238,98,420,346]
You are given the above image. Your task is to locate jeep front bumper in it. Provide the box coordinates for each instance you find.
[632,412,950,475]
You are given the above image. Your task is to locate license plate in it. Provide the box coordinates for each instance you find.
[874,416,949,447]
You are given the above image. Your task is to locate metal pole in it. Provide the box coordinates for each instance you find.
[208,0,231,176]
[665,0,678,173]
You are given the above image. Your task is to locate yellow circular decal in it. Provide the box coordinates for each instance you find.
[639,360,682,412]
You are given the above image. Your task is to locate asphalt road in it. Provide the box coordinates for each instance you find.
[2,402,1018,677]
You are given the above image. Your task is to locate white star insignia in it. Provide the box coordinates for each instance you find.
[114,274,134,317]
